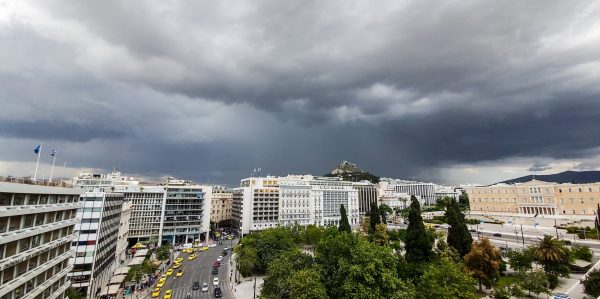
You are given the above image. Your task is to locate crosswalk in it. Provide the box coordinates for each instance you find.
[149,282,235,299]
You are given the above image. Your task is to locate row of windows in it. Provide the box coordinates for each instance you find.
[0,210,76,233]
[2,260,70,299]
[0,192,79,206]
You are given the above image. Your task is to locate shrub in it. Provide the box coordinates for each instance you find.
[572,246,593,262]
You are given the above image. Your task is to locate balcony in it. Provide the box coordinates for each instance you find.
[0,232,77,271]
[0,217,79,245]
[0,202,83,217]
[0,250,74,298]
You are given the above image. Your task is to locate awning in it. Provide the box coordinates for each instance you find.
[134,249,148,257]
[109,275,127,285]
[99,284,120,296]
[132,243,147,249]
[128,257,145,266]
[113,267,130,276]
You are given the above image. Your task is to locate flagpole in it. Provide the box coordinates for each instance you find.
[33,142,43,181]
[49,153,57,182]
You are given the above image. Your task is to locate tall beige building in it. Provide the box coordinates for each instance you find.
[0,181,82,299]
[467,180,600,217]
[210,187,233,224]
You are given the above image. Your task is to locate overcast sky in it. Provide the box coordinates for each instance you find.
[1,1,600,186]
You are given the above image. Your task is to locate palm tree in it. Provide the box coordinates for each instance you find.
[533,235,567,264]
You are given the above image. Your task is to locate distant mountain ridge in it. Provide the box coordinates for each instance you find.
[499,171,600,185]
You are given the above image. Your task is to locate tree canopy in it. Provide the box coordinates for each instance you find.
[446,197,472,257]
[464,238,502,291]
[417,258,477,299]
[338,204,352,233]
[405,195,434,263]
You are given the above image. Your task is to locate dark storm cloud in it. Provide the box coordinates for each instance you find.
[1,1,600,184]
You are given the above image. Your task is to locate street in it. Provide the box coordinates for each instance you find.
[146,240,239,299]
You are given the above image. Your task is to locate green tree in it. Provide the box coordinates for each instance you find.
[369,202,381,234]
[261,249,314,299]
[458,191,470,210]
[507,248,534,273]
[373,223,389,246]
[405,195,434,263]
[315,227,359,298]
[572,245,593,262]
[236,245,258,277]
[464,238,502,291]
[339,204,352,233]
[155,244,171,261]
[303,224,324,251]
[417,258,477,299]
[65,287,82,299]
[379,203,393,224]
[446,197,473,257]
[532,235,571,283]
[288,268,329,299]
[240,227,296,274]
[519,270,550,297]
[582,269,600,298]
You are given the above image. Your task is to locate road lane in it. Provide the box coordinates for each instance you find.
[147,240,238,299]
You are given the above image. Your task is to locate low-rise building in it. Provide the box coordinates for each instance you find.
[210,187,233,224]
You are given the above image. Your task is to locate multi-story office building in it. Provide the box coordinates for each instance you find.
[382,179,438,205]
[353,181,378,215]
[68,192,124,299]
[116,201,132,264]
[161,180,211,245]
[211,187,232,224]
[0,181,82,299]
[233,176,360,234]
[467,180,600,217]
[233,177,280,235]
[75,172,212,247]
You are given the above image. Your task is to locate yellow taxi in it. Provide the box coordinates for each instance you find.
[172,262,181,269]
[151,288,161,298]
[157,278,166,288]
[192,248,199,252]
[227,235,233,240]
[163,290,172,299]
[200,246,209,251]
[188,254,197,260]
[176,269,184,277]
[165,268,174,276]
[183,248,193,253]
[175,257,184,263]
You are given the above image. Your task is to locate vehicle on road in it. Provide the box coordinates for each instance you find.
[552,293,572,299]
[211,268,218,275]
[192,281,200,290]
[176,269,184,277]
[151,288,161,298]
[163,290,172,299]
[166,269,174,276]
[172,262,181,269]
[188,254,197,260]
[212,261,220,268]
[213,277,219,286]
[214,287,222,298]
[175,257,184,263]
[202,283,209,292]
[200,246,209,251]
[216,256,223,262]
[209,243,217,248]
[157,278,166,288]
[493,233,502,237]
[221,251,227,256]
[223,246,231,251]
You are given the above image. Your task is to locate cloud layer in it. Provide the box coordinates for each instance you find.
[1,1,600,185]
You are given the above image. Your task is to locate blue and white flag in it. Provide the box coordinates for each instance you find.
[34,144,41,154]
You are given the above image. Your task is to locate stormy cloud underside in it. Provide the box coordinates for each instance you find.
[1,1,600,185]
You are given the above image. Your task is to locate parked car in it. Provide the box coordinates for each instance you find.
[213,277,219,286]
[217,256,223,262]
[492,233,502,237]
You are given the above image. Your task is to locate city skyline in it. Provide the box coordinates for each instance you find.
[2,1,600,186]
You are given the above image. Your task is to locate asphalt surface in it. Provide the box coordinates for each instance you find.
[147,239,238,299]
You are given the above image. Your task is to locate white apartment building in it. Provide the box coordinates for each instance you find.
[381,178,438,205]
[233,176,360,235]
[0,181,82,299]
[233,177,280,235]
[68,192,124,299]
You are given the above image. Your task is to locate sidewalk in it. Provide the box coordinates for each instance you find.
[115,250,180,299]
[229,252,263,299]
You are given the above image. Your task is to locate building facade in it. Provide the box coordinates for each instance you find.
[0,182,82,299]
[354,181,378,215]
[467,180,600,217]
[233,178,280,235]
[382,179,438,205]
[211,187,233,224]
[68,192,124,299]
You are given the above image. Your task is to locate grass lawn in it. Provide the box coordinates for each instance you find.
[494,275,521,288]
